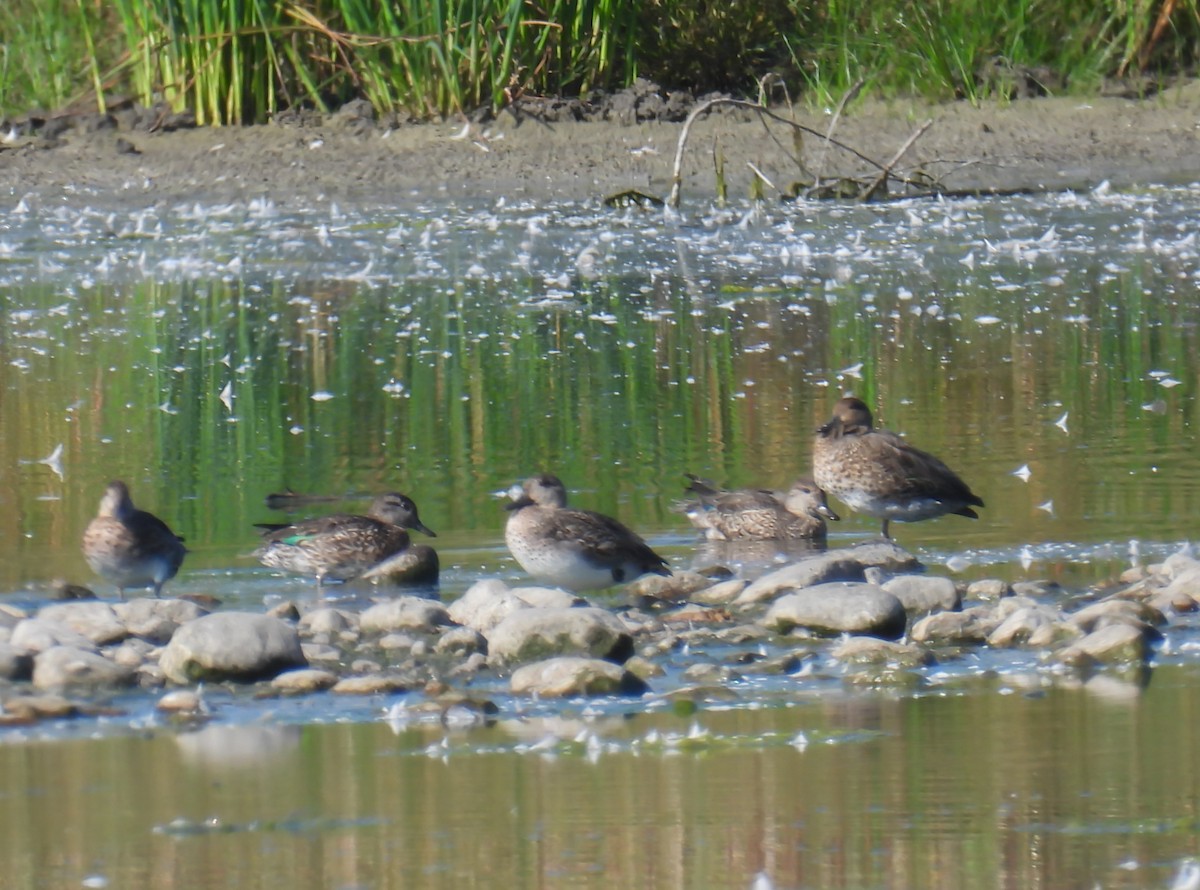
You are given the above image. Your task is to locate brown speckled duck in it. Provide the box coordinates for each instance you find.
[813,397,984,539]
[504,473,670,591]
[82,480,187,599]
[676,475,839,542]
[254,492,436,588]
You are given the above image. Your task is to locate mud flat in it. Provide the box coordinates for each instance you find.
[3,82,1200,208]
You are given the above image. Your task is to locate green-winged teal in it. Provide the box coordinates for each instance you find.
[676,475,839,542]
[813,397,984,539]
[82,480,187,599]
[254,492,436,588]
[504,473,670,591]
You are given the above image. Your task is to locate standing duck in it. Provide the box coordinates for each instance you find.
[82,480,187,599]
[676,475,839,542]
[254,492,436,588]
[813,397,984,539]
[505,473,670,591]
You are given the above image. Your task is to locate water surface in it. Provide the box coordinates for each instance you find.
[3,183,1200,888]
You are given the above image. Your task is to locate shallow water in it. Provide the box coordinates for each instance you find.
[3,182,1200,886]
[3,666,1200,889]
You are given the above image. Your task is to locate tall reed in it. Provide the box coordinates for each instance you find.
[1,0,1197,122]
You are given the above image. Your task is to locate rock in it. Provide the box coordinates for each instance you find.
[966,579,1012,600]
[987,605,1079,648]
[691,579,748,605]
[1058,623,1149,664]
[487,607,633,666]
[301,642,344,663]
[735,552,868,606]
[378,633,419,651]
[115,598,208,643]
[0,694,80,723]
[36,602,128,645]
[271,668,339,693]
[32,646,135,690]
[627,570,713,601]
[761,582,907,640]
[159,612,307,683]
[510,657,649,697]
[881,575,960,616]
[157,689,209,714]
[266,601,301,622]
[0,605,26,629]
[0,642,34,681]
[298,608,358,637]
[736,541,920,607]
[448,579,530,632]
[910,607,998,645]
[359,597,452,635]
[1069,599,1165,632]
[331,673,411,695]
[513,587,587,609]
[831,636,933,668]
[10,618,98,653]
[109,638,155,668]
[435,626,487,656]
[623,655,664,679]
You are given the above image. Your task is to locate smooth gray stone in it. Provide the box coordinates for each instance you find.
[448,579,530,632]
[736,541,920,607]
[761,582,907,639]
[986,605,1079,648]
[359,597,452,635]
[114,597,208,643]
[32,645,135,690]
[882,575,961,616]
[36,602,128,646]
[910,606,998,645]
[10,618,98,654]
[510,657,648,697]
[1059,623,1150,664]
[160,612,307,683]
[298,607,358,637]
[486,607,633,666]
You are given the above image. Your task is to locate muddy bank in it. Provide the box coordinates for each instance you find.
[3,82,1200,208]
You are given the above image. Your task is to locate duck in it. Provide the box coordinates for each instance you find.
[82,480,187,599]
[254,492,436,588]
[676,475,839,542]
[504,473,670,591]
[813,397,984,539]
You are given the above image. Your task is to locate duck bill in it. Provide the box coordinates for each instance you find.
[814,503,840,521]
[412,520,437,538]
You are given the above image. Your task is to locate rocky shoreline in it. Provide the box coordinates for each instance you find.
[0,538,1186,729]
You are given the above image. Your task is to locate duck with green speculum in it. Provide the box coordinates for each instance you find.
[254,492,437,588]
[504,473,671,591]
[82,480,187,599]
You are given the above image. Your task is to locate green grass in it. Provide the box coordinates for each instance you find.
[1,0,1198,123]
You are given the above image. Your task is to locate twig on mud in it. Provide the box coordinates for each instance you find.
[813,79,866,185]
[667,97,887,209]
[857,118,933,201]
